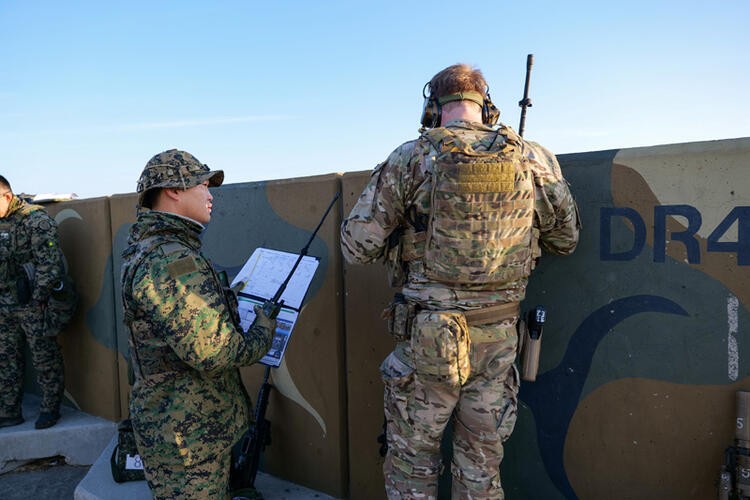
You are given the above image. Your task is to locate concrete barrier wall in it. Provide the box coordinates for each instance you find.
[42,197,121,421]
[223,176,347,496]
[24,137,750,498]
[504,138,750,499]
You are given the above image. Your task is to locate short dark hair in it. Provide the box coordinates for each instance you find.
[140,188,160,209]
[0,175,11,192]
[429,64,488,98]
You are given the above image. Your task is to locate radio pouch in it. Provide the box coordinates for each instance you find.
[381,293,416,342]
[411,310,471,387]
[110,419,146,483]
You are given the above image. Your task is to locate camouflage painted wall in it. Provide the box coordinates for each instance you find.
[25,137,749,499]
[40,197,121,420]
[506,138,750,499]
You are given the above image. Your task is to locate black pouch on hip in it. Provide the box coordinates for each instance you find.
[382,293,416,342]
[16,275,31,305]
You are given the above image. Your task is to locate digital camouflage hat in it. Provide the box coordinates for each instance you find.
[137,149,224,207]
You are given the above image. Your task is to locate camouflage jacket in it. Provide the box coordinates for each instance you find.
[341,120,580,310]
[0,196,64,307]
[121,210,272,463]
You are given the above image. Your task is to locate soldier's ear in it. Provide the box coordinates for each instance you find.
[161,188,183,202]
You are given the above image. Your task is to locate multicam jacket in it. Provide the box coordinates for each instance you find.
[341,120,580,311]
[0,196,63,307]
[121,210,272,468]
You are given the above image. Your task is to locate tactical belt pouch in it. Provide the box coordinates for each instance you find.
[110,419,146,483]
[384,233,407,288]
[44,275,78,336]
[411,310,470,387]
[16,274,31,305]
[382,293,416,342]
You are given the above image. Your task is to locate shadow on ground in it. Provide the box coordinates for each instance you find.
[0,456,89,500]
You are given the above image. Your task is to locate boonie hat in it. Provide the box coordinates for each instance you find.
[137,149,224,207]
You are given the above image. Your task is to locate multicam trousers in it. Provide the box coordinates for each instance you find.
[0,304,64,417]
[381,311,519,499]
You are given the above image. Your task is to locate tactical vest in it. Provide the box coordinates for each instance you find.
[414,126,535,288]
[0,202,56,304]
[0,203,41,271]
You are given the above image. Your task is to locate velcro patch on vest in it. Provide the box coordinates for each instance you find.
[160,242,184,255]
[167,256,198,278]
[449,161,514,193]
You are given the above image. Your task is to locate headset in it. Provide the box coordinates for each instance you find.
[420,82,501,129]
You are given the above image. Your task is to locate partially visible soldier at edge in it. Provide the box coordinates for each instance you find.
[0,175,66,430]
[341,64,580,498]
[121,150,275,499]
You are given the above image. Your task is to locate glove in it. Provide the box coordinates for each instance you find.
[250,304,276,342]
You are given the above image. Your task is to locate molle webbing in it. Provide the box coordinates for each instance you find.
[440,158,515,194]
[419,127,535,288]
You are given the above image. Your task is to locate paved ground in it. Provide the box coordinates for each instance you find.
[0,394,337,499]
[0,456,89,500]
[0,458,336,500]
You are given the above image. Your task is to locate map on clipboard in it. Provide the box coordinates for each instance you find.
[230,247,319,367]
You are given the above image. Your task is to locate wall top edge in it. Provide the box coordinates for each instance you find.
[66,137,750,202]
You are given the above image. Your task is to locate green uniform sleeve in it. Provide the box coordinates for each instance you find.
[132,247,272,374]
[26,210,64,304]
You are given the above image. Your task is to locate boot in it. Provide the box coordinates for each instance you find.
[0,415,24,428]
[35,411,60,429]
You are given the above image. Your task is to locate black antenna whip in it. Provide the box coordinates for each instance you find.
[518,53,534,137]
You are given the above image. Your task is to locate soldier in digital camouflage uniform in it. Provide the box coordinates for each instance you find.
[0,175,66,430]
[341,64,580,499]
[121,150,275,499]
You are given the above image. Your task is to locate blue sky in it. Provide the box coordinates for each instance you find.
[1,1,748,199]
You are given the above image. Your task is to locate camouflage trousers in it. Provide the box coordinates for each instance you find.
[381,313,519,500]
[132,419,235,500]
[0,304,65,417]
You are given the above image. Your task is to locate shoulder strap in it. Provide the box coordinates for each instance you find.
[421,127,458,154]
[17,203,40,216]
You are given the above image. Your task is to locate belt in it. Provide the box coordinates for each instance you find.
[463,302,520,326]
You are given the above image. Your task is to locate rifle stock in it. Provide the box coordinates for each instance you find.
[249,367,273,486]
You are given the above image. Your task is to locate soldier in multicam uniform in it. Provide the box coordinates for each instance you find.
[341,64,580,499]
[0,175,66,429]
[121,150,275,499]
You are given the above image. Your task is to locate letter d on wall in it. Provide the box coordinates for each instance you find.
[600,207,646,261]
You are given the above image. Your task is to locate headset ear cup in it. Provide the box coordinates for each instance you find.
[482,97,500,125]
[421,97,440,128]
